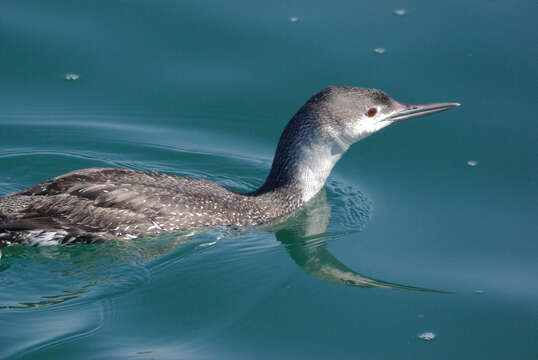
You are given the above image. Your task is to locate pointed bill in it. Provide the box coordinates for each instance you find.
[390,102,460,122]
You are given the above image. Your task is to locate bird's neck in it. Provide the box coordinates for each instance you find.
[252,131,349,205]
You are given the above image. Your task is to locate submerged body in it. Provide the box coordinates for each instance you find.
[0,86,459,247]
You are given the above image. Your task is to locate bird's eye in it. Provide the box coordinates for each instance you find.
[367,108,377,117]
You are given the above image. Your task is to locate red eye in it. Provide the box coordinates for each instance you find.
[367,108,377,117]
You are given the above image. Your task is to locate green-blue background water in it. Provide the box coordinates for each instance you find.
[1,0,536,358]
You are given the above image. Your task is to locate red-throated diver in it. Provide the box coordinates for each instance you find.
[0,86,459,248]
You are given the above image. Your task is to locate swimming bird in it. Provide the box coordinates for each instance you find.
[0,86,459,249]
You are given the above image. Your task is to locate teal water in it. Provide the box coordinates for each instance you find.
[1,0,537,358]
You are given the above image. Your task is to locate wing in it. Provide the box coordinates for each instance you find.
[2,168,260,245]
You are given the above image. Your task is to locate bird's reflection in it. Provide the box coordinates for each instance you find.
[0,234,197,310]
[271,189,441,292]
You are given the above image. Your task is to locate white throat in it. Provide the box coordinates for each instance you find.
[293,136,349,203]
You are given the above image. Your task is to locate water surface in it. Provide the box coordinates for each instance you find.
[1,0,536,359]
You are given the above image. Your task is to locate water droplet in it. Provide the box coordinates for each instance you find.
[289,16,299,23]
[418,332,436,341]
[373,48,387,54]
[467,160,478,167]
[393,9,407,16]
[64,73,79,81]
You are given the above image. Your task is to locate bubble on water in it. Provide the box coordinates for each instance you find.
[393,9,407,16]
[467,160,478,167]
[64,73,79,81]
[474,289,484,294]
[417,314,425,318]
[289,16,299,23]
[418,332,436,341]
[373,48,387,54]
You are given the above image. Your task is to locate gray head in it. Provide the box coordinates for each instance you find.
[256,86,460,202]
[292,86,460,146]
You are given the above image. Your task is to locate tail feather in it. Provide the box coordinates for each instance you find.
[0,194,110,249]
[0,217,111,247]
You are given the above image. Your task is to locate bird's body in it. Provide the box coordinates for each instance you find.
[0,86,459,249]
[0,167,301,246]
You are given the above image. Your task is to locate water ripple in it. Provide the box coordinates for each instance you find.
[326,177,372,233]
[0,146,382,315]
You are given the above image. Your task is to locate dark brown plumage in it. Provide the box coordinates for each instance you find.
[0,168,298,246]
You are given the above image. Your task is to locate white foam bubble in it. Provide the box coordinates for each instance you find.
[373,48,386,54]
[64,73,79,81]
[393,9,407,16]
[467,160,478,167]
[289,16,299,23]
[418,332,436,341]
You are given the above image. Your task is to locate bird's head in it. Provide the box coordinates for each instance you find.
[303,86,460,149]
